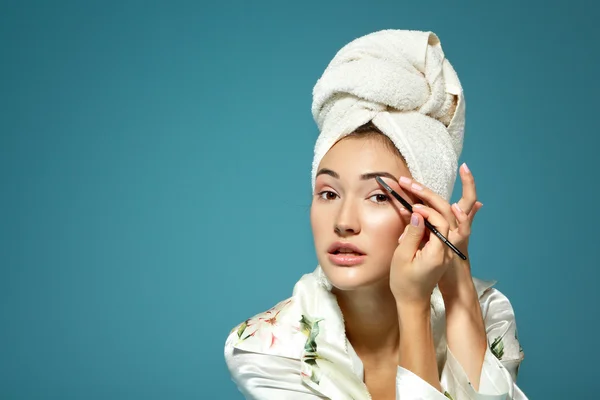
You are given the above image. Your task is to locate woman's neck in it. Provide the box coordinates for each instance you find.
[333,281,400,360]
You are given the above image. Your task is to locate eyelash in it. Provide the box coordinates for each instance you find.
[317,191,338,201]
[370,193,390,204]
[316,191,390,204]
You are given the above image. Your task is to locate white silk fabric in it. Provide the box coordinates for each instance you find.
[224,266,527,400]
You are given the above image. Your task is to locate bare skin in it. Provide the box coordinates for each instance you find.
[310,135,485,398]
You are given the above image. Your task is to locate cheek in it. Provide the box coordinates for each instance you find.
[363,209,405,248]
[310,202,328,245]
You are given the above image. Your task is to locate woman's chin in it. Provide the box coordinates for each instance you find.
[321,262,388,291]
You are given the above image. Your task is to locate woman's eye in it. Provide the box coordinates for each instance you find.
[318,191,338,201]
[369,193,389,204]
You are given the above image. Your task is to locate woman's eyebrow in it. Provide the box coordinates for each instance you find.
[360,171,398,182]
[316,168,339,179]
[315,168,398,182]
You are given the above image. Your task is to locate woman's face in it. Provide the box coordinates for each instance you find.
[310,136,419,291]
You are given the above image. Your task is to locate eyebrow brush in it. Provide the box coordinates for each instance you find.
[375,176,467,261]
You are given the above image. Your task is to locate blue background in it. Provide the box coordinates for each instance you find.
[1,0,597,398]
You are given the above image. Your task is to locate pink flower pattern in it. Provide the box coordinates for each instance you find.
[233,299,293,349]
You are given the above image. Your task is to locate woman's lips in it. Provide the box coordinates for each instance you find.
[327,253,366,266]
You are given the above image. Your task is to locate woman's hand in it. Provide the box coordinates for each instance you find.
[389,198,454,307]
[395,163,483,297]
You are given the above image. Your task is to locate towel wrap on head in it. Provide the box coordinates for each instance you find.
[311,29,465,201]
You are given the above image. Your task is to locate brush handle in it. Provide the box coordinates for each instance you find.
[424,219,467,260]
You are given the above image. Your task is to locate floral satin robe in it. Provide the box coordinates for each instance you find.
[224,266,527,399]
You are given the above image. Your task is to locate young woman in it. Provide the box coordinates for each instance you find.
[224,29,527,400]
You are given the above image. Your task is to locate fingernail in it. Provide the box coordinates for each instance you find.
[411,182,423,191]
[462,163,470,174]
[400,176,411,184]
[413,204,425,209]
[399,233,404,241]
[411,214,419,226]
[452,203,463,213]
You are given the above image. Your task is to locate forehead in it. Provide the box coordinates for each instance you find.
[318,136,409,177]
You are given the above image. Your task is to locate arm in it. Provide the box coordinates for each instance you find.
[397,301,442,392]
[441,265,487,390]
[439,284,527,400]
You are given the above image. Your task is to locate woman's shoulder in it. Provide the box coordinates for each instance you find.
[470,276,525,364]
[223,295,326,398]
[224,267,336,362]
[224,295,309,361]
[466,276,520,324]
[471,276,497,297]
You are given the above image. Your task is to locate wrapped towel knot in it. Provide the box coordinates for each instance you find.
[311,30,465,201]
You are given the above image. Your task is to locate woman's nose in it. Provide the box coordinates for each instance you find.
[334,201,360,235]
[334,223,359,236]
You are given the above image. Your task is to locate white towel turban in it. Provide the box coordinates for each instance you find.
[310,30,465,202]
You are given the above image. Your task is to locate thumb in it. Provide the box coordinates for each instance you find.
[397,213,425,261]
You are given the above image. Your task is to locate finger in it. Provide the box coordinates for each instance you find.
[398,176,458,230]
[399,206,412,224]
[456,163,477,215]
[467,201,483,225]
[412,204,450,257]
[397,207,412,241]
[412,205,450,236]
[396,213,425,263]
[451,202,471,237]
